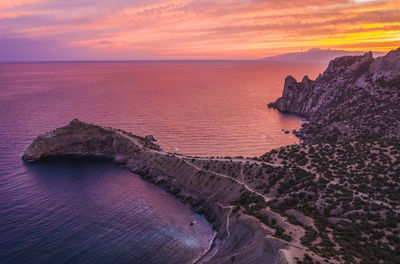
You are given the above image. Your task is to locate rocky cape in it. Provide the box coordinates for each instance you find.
[22,119,302,264]
[22,121,400,264]
[268,47,400,143]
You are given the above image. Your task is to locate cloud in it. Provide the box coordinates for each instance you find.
[0,0,49,10]
[0,34,94,61]
[0,0,399,59]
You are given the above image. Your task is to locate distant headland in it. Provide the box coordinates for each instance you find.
[262,48,385,62]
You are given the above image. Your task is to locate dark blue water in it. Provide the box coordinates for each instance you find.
[0,158,213,264]
[0,61,324,263]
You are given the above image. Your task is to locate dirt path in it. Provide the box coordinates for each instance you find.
[147,148,278,202]
[180,157,272,202]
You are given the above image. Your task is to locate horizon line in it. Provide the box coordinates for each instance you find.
[0,49,388,64]
[0,59,327,64]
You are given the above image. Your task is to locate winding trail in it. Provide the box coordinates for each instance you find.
[216,203,234,239]
[148,147,277,203]
[180,157,272,203]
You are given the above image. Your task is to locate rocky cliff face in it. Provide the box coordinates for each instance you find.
[269,48,400,142]
[22,119,154,162]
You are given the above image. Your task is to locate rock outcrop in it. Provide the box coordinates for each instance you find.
[144,135,157,141]
[269,48,400,143]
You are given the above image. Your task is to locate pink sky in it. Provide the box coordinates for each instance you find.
[0,0,399,60]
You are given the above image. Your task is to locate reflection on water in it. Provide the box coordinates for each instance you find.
[0,61,326,263]
[0,158,213,264]
[0,61,325,157]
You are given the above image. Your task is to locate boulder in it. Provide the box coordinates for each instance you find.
[144,135,157,141]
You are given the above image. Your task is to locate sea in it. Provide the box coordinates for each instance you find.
[0,60,325,263]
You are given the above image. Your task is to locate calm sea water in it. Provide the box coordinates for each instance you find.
[0,61,325,263]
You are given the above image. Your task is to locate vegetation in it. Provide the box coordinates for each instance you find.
[189,139,400,263]
[261,140,400,263]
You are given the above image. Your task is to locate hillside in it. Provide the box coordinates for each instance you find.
[263,47,400,263]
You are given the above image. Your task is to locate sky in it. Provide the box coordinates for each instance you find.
[0,0,399,60]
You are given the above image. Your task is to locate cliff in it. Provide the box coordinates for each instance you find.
[263,49,400,263]
[268,48,400,142]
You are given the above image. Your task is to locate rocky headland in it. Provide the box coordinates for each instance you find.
[265,48,400,263]
[23,48,400,264]
[22,119,294,264]
[268,47,400,143]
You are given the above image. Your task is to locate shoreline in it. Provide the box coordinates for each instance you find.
[193,232,218,264]
[124,164,225,263]
[22,119,292,263]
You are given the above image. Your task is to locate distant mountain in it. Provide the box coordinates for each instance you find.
[262,48,385,62]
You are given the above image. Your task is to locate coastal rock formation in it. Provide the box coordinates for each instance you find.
[269,48,400,142]
[144,135,157,141]
[22,119,293,264]
[22,119,158,163]
[263,48,400,263]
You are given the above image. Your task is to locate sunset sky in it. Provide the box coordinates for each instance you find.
[0,0,399,60]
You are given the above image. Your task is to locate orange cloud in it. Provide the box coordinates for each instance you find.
[0,0,399,59]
